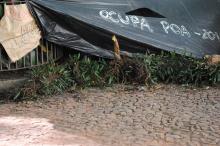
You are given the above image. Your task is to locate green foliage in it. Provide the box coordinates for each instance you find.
[68,55,150,86]
[15,63,74,101]
[31,63,73,95]
[107,57,150,85]
[143,52,220,86]
[12,52,220,102]
[68,54,108,87]
[68,53,220,87]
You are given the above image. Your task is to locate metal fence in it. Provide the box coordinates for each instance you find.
[0,40,63,72]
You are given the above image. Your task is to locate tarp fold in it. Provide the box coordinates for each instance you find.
[26,0,220,58]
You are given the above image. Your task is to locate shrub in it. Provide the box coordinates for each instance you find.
[68,54,108,87]
[31,63,74,95]
[143,52,220,85]
[68,53,220,87]
[14,62,74,101]
[12,52,220,102]
[107,57,150,85]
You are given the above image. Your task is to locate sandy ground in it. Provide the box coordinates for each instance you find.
[0,85,220,146]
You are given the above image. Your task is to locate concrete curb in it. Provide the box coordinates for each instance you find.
[0,77,28,93]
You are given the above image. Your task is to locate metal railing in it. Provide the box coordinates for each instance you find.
[0,40,63,71]
[0,1,63,72]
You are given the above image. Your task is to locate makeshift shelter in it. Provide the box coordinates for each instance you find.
[27,0,220,59]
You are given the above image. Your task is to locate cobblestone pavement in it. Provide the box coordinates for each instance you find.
[0,85,220,146]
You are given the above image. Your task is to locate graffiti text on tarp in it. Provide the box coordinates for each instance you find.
[99,10,220,42]
[201,29,220,41]
[99,10,154,33]
[161,21,220,41]
[160,21,191,38]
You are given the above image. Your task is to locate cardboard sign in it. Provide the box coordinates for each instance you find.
[0,4,41,62]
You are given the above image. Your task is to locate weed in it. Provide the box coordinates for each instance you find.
[12,52,220,102]
[143,52,220,86]
[107,57,150,85]
[31,62,73,95]
[68,53,220,87]
[15,62,74,101]
[68,54,108,87]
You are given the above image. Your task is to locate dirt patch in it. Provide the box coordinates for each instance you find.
[0,85,220,146]
[0,116,101,146]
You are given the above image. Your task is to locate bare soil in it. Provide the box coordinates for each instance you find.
[0,84,220,146]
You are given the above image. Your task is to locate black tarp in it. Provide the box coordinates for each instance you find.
[27,0,220,58]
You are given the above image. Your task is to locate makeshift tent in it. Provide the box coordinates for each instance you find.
[27,0,220,58]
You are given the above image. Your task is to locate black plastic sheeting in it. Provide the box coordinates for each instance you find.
[27,0,220,58]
